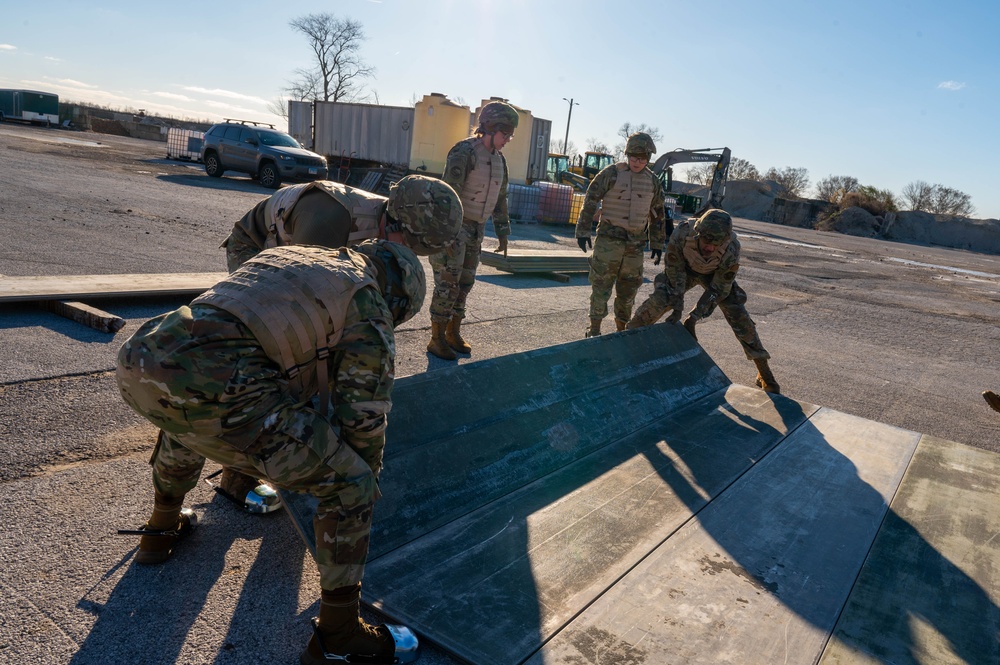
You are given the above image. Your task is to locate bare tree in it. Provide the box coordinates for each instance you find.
[288,13,375,103]
[586,137,612,154]
[929,185,975,216]
[266,97,289,120]
[764,166,810,198]
[728,157,760,181]
[815,175,860,203]
[685,162,716,185]
[613,122,663,160]
[901,180,934,211]
[550,139,579,162]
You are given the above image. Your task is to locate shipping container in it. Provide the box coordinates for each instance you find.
[313,101,414,166]
[288,100,313,149]
[165,127,205,161]
[0,89,59,125]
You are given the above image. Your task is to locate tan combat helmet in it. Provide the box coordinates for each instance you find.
[692,209,733,244]
[478,101,520,133]
[625,132,656,160]
[387,175,463,255]
[353,239,426,326]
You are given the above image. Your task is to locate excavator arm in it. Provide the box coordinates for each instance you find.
[651,147,731,214]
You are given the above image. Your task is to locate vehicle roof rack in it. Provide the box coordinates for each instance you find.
[223,118,276,129]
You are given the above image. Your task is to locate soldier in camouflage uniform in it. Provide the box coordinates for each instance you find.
[116,240,435,664]
[576,132,668,337]
[211,175,463,510]
[222,174,463,272]
[426,100,518,360]
[627,209,781,393]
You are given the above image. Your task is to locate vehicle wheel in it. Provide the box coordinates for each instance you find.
[258,162,281,189]
[204,152,223,178]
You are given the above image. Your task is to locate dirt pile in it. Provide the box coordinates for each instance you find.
[816,206,881,238]
[889,211,1000,254]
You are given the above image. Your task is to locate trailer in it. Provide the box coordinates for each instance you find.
[0,89,59,125]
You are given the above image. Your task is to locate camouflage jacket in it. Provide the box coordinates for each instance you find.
[664,221,741,300]
[442,137,511,237]
[575,163,667,248]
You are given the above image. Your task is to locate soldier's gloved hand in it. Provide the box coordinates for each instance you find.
[496,235,509,257]
[682,316,698,340]
[650,249,662,265]
[577,237,592,253]
[695,288,719,318]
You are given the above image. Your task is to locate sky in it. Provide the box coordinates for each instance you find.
[2,0,999,219]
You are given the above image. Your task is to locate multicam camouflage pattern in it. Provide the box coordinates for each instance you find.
[625,132,656,156]
[627,221,770,360]
[587,235,646,322]
[478,101,520,131]
[118,267,399,590]
[353,240,426,325]
[386,175,464,255]
[428,221,484,323]
[692,208,733,244]
[575,164,666,247]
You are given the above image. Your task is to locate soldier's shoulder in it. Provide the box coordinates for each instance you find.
[448,138,478,156]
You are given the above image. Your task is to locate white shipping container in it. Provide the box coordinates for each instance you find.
[288,101,313,149]
[313,101,414,166]
[166,127,205,161]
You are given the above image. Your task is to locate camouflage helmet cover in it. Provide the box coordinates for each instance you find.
[478,101,520,132]
[692,209,733,244]
[625,132,656,157]
[353,239,426,326]
[387,175,463,255]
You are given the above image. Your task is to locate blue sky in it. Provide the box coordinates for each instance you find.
[2,0,998,219]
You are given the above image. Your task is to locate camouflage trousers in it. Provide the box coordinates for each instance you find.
[117,306,381,590]
[428,219,484,323]
[587,235,646,322]
[639,271,770,360]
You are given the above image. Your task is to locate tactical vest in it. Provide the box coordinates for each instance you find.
[459,140,504,223]
[192,245,377,427]
[681,226,732,275]
[262,181,387,248]
[599,165,655,233]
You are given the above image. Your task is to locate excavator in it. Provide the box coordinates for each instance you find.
[545,151,615,193]
[651,147,731,215]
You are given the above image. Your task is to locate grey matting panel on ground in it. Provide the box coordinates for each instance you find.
[0,273,228,302]
[820,435,1000,665]
[527,408,921,665]
[479,248,591,274]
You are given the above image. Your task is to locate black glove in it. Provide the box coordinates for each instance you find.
[650,249,662,265]
[577,237,592,253]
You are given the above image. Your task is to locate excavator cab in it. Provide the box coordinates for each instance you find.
[546,153,569,183]
[581,152,613,179]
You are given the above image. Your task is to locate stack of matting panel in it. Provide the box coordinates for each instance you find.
[479,248,590,275]
[280,323,1000,665]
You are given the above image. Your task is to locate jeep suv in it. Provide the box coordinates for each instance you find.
[201,119,328,189]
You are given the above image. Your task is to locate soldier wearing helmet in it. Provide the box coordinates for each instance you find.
[116,240,427,664]
[426,100,519,360]
[222,175,463,271]
[208,175,462,506]
[575,132,669,337]
[627,209,781,393]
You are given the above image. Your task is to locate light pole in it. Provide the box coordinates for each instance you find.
[562,97,578,156]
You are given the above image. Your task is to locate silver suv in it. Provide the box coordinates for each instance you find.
[201,119,328,189]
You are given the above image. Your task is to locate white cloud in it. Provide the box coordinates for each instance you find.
[153,91,194,102]
[938,80,966,91]
[44,56,62,62]
[55,77,99,89]
[0,44,16,51]
[182,86,268,105]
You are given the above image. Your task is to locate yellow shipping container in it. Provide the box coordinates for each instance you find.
[410,93,471,176]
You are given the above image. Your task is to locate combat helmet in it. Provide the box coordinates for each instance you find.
[478,101,520,133]
[625,132,656,158]
[387,175,463,255]
[692,209,733,244]
[353,239,426,326]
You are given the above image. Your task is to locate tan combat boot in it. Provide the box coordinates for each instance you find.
[615,318,627,332]
[753,358,781,394]
[445,316,472,354]
[301,584,417,665]
[585,317,602,338]
[134,491,196,564]
[427,321,456,360]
